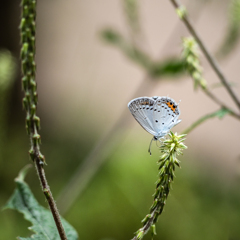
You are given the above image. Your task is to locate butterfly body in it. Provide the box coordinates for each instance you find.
[128,96,181,141]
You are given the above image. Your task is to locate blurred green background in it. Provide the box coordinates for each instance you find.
[1,0,240,239]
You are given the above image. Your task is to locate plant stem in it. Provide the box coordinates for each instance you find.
[170,0,240,111]
[20,0,67,239]
[203,88,240,120]
[181,108,233,135]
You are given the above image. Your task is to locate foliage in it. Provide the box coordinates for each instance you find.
[101,29,185,78]
[3,166,78,240]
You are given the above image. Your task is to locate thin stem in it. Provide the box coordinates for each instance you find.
[170,0,240,111]
[35,161,67,239]
[203,88,240,120]
[181,108,231,135]
[20,1,67,239]
[181,111,219,135]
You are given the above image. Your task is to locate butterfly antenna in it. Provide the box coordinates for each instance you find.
[148,137,154,155]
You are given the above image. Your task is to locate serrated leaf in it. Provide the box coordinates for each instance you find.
[3,165,78,240]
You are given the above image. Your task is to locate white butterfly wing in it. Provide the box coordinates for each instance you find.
[151,97,181,134]
[128,97,157,136]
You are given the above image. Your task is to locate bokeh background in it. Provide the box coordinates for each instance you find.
[1,0,240,239]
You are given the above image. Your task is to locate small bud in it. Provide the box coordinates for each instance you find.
[151,199,158,210]
[170,143,175,152]
[26,28,31,39]
[25,91,31,102]
[28,52,34,63]
[141,214,151,224]
[174,159,180,167]
[22,43,28,56]
[22,97,28,110]
[136,229,144,240]
[30,103,36,116]
[158,161,166,170]
[153,187,160,198]
[158,153,169,162]
[33,116,40,130]
[32,0,36,8]
[21,76,28,90]
[151,224,157,235]
[30,36,35,47]
[33,133,40,146]
[200,78,207,89]
[22,59,27,74]
[43,188,51,199]
[26,114,31,134]
[39,153,46,165]
[30,79,36,91]
[23,5,28,15]
[193,71,201,81]
[178,143,187,149]
[20,18,26,29]
[29,148,35,161]
[176,6,187,19]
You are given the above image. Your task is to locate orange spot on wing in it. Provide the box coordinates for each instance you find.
[166,102,176,112]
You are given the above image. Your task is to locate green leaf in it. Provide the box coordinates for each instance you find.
[100,29,186,78]
[150,58,185,78]
[3,165,78,240]
[215,108,231,119]
[100,29,123,45]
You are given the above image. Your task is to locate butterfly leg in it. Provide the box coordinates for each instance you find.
[148,137,154,155]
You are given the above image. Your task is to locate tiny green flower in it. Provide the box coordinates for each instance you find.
[176,6,187,19]
[182,37,207,90]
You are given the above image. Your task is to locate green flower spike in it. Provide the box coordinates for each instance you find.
[132,132,187,240]
[182,37,207,90]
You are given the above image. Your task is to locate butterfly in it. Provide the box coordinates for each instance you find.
[128,96,181,154]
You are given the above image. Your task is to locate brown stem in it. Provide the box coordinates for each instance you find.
[30,133,67,239]
[170,0,240,111]
[20,0,68,238]
[34,160,67,240]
